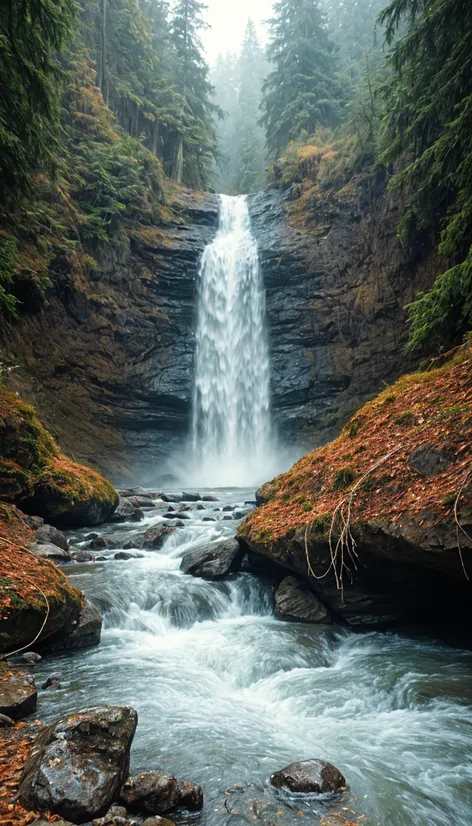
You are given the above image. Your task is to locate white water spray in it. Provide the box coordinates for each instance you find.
[191,195,274,486]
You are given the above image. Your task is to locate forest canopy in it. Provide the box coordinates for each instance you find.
[0,0,471,353]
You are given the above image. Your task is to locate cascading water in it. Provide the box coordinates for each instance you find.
[191,195,274,486]
[36,496,472,826]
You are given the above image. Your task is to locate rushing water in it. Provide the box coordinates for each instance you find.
[35,492,472,826]
[191,196,274,487]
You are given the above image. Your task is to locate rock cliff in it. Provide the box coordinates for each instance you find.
[248,180,447,450]
[1,190,218,482]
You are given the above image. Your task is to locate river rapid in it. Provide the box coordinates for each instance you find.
[34,488,472,826]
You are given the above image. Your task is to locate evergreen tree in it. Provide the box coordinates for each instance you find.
[233,20,268,193]
[262,0,341,158]
[211,52,240,192]
[0,0,77,202]
[169,0,220,188]
[379,0,472,351]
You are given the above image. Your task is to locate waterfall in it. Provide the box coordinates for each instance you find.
[191,194,274,487]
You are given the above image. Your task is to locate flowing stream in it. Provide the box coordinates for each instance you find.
[191,195,274,487]
[36,495,472,826]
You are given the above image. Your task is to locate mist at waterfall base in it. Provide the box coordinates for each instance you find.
[37,499,472,826]
[186,194,282,488]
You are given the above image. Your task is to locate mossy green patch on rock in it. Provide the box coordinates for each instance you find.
[0,388,118,526]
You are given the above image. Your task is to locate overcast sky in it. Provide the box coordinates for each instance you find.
[201,0,274,63]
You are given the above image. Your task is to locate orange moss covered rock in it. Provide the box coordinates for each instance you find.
[0,506,83,653]
[240,348,472,627]
[0,388,118,526]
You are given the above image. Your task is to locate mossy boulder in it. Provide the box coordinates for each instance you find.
[0,388,118,526]
[240,349,472,627]
[0,506,83,653]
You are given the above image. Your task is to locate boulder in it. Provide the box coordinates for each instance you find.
[180,538,243,580]
[69,546,94,562]
[39,600,102,654]
[143,524,176,549]
[88,536,117,550]
[270,760,346,796]
[126,496,156,509]
[120,771,203,814]
[142,818,176,826]
[275,577,332,623]
[164,511,190,520]
[202,495,219,502]
[108,497,144,524]
[18,706,138,822]
[29,542,71,562]
[0,712,14,727]
[181,492,201,502]
[202,517,216,522]
[34,524,69,551]
[41,675,62,690]
[119,487,150,497]
[160,494,182,503]
[0,673,37,720]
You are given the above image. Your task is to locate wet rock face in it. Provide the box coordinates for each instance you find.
[120,771,203,815]
[274,576,332,623]
[180,538,243,579]
[270,760,347,796]
[0,191,218,480]
[248,186,439,449]
[39,600,102,654]
[19,706,138,822]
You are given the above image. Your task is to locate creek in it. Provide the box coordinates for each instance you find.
[35,491,472,826]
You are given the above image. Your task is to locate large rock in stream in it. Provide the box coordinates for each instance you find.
[19,706,138,822]
[180,538,243,579]
[270,760,347,796]
[120,771,203,814]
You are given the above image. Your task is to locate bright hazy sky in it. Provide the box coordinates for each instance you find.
[201,0,274,63]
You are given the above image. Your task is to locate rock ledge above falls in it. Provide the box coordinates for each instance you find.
[239,347,472,627]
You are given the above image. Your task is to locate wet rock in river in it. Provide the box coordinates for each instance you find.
[34,524,69,550]
[69,546,94,562]
[160,493,182,503]
[181,491,201,501]
[275,576,332,623]
[270,760,346,796]
[142,817,176,826]
[202,516,216,522]
[41,675,62,690]
[29,542,71,562]
[88,536,117,550]
[120,771,203,814]
[202,495,219,501]
[125,496,156,509]
[18,705,138,822]
[180,538,243,580]
[108,497,144,523]
[196,503,206,510]
[164,511,190,520]
[0,712,14,727]
[0,673,37,720]
[39,600,102,654]
[143,524,176,549]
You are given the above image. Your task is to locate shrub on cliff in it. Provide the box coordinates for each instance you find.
[0,388,118,526]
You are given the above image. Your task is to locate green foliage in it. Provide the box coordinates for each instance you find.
[0,238,19,317]
[262,0,342,159]
[333,466,358,490]
[379,0,472,351]
[0,0,77,202]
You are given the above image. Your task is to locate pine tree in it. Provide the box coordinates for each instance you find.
[233,20,268,193]
[0,0,77,203]
[169,0,220,188]
[262,0,341,158]
[379,0,472,351]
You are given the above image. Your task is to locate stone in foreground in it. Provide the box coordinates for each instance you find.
[0,674,37,720]
[19,706,137,822]
[275,577,332,623]
[121,771,203,814]
[270,760,346,796]
[180,538,243,579]
[39,600,102,654]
